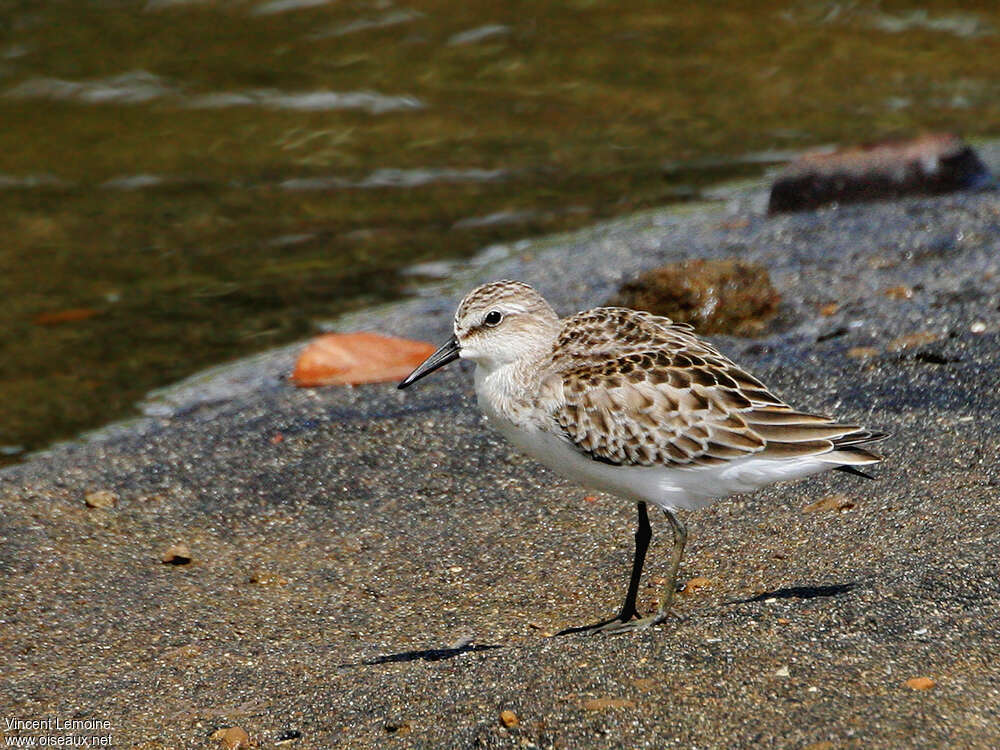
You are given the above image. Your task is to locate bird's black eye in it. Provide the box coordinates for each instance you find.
[484,310,503,327]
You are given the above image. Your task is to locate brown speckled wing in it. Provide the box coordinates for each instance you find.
[549,308,865,468]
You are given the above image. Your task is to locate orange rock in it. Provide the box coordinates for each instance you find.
[292,332,437,387]
[905,676,936,691]
[210,726,251,749]
[847,346,880,359]
[802,494,855,513]
[681,576,711,595]
[884,285,914,300]
[887,331,940,352]
[499,709,519,728]
[818,302,840,317]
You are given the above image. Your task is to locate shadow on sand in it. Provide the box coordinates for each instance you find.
[341,643,503,667]
[732,582,857,604]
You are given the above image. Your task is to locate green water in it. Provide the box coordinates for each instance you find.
[0,0,998,461]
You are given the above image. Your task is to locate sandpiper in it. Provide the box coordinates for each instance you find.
[398,280,885,634]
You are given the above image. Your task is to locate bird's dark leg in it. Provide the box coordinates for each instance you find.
[616,501,651,622]
[556,501,652,636]
[596,506,687,634]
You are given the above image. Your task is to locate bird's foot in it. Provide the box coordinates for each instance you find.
[556,607,667,636]
[592,611,669,634]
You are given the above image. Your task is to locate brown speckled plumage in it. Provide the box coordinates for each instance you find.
[548,306,878,468]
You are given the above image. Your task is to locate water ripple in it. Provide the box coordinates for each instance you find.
[188,89,423,114]
[5,70,422,115]
[251,0,333,16]
[280,167,507,191]
[6,70,173,104]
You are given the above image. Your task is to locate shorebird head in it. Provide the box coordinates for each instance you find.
[398,280,559,388]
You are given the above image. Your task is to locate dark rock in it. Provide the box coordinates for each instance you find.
[768,133,992,214]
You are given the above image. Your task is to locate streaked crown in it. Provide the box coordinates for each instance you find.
[454,280,560,367]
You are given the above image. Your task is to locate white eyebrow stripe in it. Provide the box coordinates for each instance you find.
[501,304,528,314]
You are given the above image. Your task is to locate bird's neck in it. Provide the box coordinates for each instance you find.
[473,350,553,427]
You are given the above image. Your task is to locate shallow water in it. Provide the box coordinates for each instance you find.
[0,0,998,460]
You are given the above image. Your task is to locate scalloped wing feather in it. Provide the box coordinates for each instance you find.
[548,308,880,468]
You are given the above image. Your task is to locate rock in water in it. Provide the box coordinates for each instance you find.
[768,133,991,214]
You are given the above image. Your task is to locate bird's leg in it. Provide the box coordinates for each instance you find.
[654,508,688,621]
[616,500,651,622]
[556,501,651,636]
[596,507,687,634]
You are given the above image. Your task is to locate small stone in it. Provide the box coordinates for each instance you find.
[971,321,986,333]
[777,618,791,625]
[883,284,914,300]
[249,570,288,586]
[847,346,880,359]
[802,494,855,513]
[818,302,839,316]
[499,709,519,728]
[905,676,936,691]
[887,331,941,352]
[161,544,192,565]
[774,666,790,677]
[681,576,711,595]
[275,729,301,744]
[383,721,412,736]
[581,697,635,711]
[84,490,118,509]
[210,726,251,749]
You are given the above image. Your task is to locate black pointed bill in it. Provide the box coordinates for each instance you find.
[398,335,461,389]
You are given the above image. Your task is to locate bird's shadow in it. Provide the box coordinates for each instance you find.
[341,643,502,668]
[730,582,857,605]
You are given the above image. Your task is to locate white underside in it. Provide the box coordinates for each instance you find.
[482,406,839,512]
